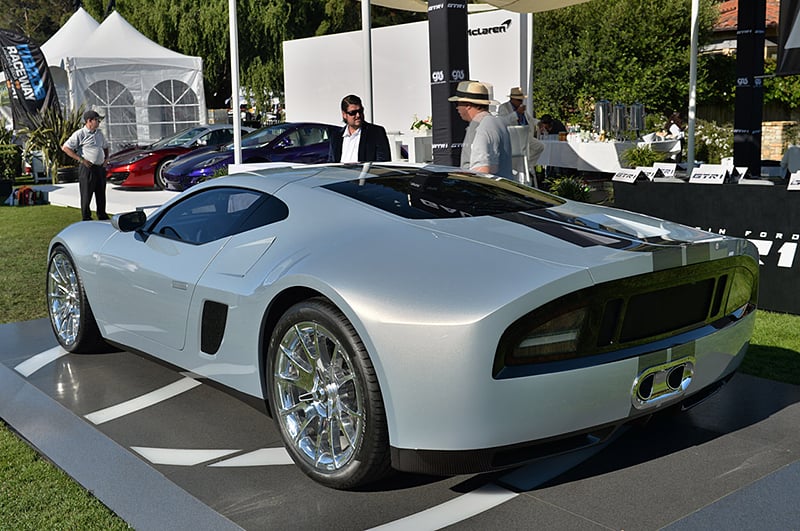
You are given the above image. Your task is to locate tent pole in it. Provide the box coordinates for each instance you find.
[229,0,242,165]
[687,0,699,169]
[362,0,374,122]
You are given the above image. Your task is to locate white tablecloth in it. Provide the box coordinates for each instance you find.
[538,139,681,173]
[781,145,800,174]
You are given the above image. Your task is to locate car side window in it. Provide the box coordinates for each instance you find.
[209,129,233,145]
[150,187,287,245]
[299,127,327,146]
[278,131,301,149]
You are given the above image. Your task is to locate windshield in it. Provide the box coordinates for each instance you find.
[323,166,564,219]
[226,124,293,149]
[151,127,208,148]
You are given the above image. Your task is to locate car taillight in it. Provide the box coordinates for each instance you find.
[511,307,587,361]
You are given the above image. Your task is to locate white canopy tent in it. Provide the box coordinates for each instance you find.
[41,7,100,67]
[40,8,100,113]
[46,10,206,153]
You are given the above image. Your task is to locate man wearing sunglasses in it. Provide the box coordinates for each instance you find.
[328,94,391,163]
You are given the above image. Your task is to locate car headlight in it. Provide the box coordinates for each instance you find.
[117,153,151,165]
[199,156,229,169]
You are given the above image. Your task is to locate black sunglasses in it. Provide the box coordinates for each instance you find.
[345,108,364,116]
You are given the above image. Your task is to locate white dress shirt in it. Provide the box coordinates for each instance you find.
[341,127,362,163]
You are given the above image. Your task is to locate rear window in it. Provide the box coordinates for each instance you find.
[322,168,563,219]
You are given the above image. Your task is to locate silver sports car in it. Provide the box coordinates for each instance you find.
[47,163,759,489]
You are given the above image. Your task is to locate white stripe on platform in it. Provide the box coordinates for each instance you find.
[85,377,201,425]
[367,483,518,530]
[131,447,240,466]
[209,447,294,467]
[14,347,69,377]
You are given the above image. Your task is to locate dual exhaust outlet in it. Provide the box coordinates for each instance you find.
[632,357,695,410]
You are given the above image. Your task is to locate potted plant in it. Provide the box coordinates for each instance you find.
[21,106,85,184]
[620,145,666,168]
[546,176,592,202]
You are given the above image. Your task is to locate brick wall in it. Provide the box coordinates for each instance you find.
[762,121,797,161]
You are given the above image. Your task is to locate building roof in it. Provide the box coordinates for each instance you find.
[714,0,780,32]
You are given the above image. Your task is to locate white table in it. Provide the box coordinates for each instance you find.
[388,131,433,163]
[538,139,681,173]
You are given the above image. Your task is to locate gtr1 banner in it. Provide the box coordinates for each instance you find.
[427,2,469,167]
[0,29,60,129]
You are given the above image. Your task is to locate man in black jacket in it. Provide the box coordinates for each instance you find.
[328,94,391,163]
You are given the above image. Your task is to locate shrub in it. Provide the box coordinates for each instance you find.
[620,145,667,168]
[0,117,13,145]
[0,144,22,181]
[546,176,592,202]
[21,106,85,184]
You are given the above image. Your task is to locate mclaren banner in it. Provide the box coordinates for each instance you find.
[778,0,800,75]
[0,29,60,129]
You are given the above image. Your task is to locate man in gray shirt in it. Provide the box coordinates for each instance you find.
[62,110,109,221]
[448,80,512,180]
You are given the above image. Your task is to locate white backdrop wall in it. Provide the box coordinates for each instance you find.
[283,9,526,134]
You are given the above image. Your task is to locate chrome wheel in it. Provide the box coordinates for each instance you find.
[268,298,390,488]
[46,247,104,352]
[154,157,175,190]
[47,251,82,347]
[274,320,364,472]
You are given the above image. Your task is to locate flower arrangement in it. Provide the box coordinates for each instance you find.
[694,120,733,164]
[411,114,432,132]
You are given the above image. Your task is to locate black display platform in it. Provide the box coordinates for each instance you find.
[2,319,800,529]
[614,180,800,314]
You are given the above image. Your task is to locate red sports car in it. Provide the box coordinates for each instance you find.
[105,124,254,189]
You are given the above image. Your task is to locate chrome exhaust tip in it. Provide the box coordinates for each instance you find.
[632,358,695,410]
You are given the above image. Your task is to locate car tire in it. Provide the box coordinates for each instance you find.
[154,157,176,190]
[267,297,391,489]
[46,246,106,353]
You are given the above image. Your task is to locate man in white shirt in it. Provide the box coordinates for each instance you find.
[448,81,513,180]
[328,94,391,163]
[497,87,532,127]
[62,110,109,221]
[497,86,544,170]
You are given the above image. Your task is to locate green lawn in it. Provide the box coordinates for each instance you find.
[0,202,130,528]
[0,198,799,527]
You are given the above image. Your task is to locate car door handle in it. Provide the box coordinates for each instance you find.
[172,280,189,290]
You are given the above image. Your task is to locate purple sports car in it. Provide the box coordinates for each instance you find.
[163,122,340,191]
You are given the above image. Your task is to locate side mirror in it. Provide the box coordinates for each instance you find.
[111,210,147,232]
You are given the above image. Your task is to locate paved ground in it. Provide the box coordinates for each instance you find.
[2,318,800,530]
[8,183,800,529]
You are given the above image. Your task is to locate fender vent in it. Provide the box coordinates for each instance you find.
[201,301,228,355]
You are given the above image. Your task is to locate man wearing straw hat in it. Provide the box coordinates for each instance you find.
[497,86,533,127]
[448,80,513,180]
[498,86,544,169]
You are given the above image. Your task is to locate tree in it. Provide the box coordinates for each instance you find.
[0,0,73,46]
[111,0,423,110]
[531,0,718,126]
